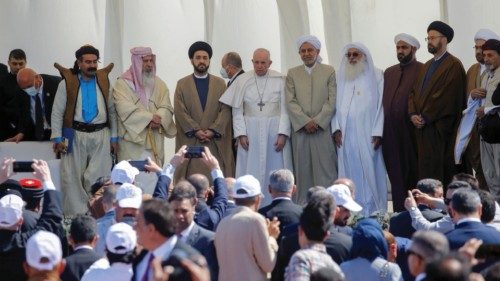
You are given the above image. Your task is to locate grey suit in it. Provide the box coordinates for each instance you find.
[185,223,218,281]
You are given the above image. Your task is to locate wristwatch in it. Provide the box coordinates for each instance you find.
[410,206,417,211]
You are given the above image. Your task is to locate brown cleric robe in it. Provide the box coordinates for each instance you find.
[382,59,422,212]
[408,52,466,185]
[459,63,488,189]
[173,74,235,182]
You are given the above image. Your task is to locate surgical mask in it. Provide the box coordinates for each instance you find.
[220,67,229,79]
[120,215,136,227]
[23,86,37,97]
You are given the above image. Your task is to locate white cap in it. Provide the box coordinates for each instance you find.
[26,230,62,271]
[106,222,137,254]
[116,183,143,209]
[232,175,261,198]
[474,28,500,41]
[0,194,24,227]
[394,33,420,50]
[111,161,140,184]
[327,184,362,212]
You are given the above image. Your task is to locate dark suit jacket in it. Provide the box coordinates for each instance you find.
[186,224,218,281]
[18,74,61,140]
[271,225,352,281]
[0,190,63,281]
[446,220,500,250]
[259,198,302,239]
[389,205,444,238]
[60,247,101,281]
[0,63,7,81]
[0,72,23,140]
[132,240,201,281]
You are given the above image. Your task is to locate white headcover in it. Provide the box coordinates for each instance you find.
[337,42,378,96]
[394,33,420,49]
[474,28,500,41]
[296,34,323,63]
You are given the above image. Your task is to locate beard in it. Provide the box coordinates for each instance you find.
[345,60,366,81]
[142,72,155,90]
[427,42,442,54]
[193,62,209,74]
[397,52,413,64]
[475,52,485,64]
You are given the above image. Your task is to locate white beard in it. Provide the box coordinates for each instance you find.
[345,60,366,81]
[142,72,155,90]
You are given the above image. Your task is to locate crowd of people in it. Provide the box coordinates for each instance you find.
[0,19,500,281]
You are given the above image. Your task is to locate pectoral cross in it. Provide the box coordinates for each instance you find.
[258,100,265,111]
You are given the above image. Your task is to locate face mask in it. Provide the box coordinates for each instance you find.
[23,86,37,97]
[120,215,136,227]
[220,67,229,79]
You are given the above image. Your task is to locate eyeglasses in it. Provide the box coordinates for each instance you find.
[346,52,361,58]
[444,197,452,205]
[407,249,424,259]
[425,35,445,42]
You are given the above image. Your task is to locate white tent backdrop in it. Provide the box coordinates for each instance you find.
[1,0,500,159]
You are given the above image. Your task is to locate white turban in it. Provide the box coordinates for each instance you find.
[394,33,420,49]
[474,28,500,41]
[296,35,321,50]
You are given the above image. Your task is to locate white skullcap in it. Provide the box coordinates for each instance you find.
[0,194,24,227]
[233,175,261,199]
[394,33,420,49]
[106,222,137,254]
[26,231,62,271]
[296,35,321,50]
[474,29,500,41]
[111,161,140,185]
[116,183,143,209]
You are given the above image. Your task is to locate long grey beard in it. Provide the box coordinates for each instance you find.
[142,72,155,91]
[345,60,366,81]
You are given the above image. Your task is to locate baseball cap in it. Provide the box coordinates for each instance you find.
[26,230,62,271]
[106,222,137,254]
[116,183,143,209]
[0,194,24,227]
[327,184,362,212]
[111,161,139,184]
[233,175,261,199]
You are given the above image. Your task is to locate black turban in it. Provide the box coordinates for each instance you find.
[482,39,500,53]
[188,41,213,59]
[75,44,100,59]
[427,21,454,43]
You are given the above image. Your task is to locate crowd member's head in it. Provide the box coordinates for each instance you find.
[350,219,387,261]
[478,189,496,224]
[473,29,500,65]
[17,68,43,97]
[23,231,65,279]
[168,181,197,234]
[69,215,98,249]
[416,178,443,198]
[333,178,356,199]
[73,44,100,77]
[425,253,470,281]
[189,41,212,76]
[383,230,397,262]
[449,188,482,224]
[115,183,143,225]
[483,39,500,73]
[187,174,210,202]
[8,49,26,75]
[394,33,420,64]
[296,35,322,67]
[220,52,242,79]
[408,230,449,277]
[111,161,139,185]
[306,186,325,203]
[426,21,454,55]
[233,175,262,211]
[268,169,295,199]
[105,222,137,264]
[135,199,176,250]
[0,192,24,231]
[327,184,362,227]
[225,177,236,201]
[101,185,117,213]
[444,181,472,212]
[452,173,479,190]
[298,190,335,248]
[18,178,44,212]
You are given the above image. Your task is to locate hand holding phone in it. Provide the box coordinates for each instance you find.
[13,161,35,172]
[185,146,204,158]
[128,160,148,172]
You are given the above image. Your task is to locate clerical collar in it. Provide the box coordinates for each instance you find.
[193,73,208,79]
[480,63,487,75]
[433,51,448,61]
[304,62,317,74]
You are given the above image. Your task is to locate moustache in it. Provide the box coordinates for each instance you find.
[87,67,97,72]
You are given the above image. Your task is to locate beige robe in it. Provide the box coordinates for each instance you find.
[113,77,176,165]
[173,74,235,182]
[285,63,338,204]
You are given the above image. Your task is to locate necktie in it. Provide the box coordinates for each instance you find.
[141,253,155,281]
[35,95,44,140]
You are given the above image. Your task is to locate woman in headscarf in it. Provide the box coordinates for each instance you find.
[340,219,403,281]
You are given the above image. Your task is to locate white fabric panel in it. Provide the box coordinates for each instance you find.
[322,0,352,68]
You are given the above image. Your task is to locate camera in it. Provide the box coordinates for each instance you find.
[128,160,148,171]
[185,146,204,158]
[13,161,35,173]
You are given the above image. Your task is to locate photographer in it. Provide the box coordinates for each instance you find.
[0,157,63,281]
